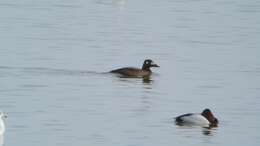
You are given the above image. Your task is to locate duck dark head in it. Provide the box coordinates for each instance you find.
[142,59,159,71]
[201,108,218,126]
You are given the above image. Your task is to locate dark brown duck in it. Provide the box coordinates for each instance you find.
[110,59,159,77]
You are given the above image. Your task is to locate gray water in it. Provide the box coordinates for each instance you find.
[1,0,260,145]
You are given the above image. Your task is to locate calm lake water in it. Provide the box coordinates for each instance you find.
[1,0,260,145]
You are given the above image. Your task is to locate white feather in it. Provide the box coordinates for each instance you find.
[180,114,210,126]
[0,112,6,135]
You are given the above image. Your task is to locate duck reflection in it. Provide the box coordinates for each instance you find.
[202,127,214,136]
[113,75,154,84]
[176,124,218,136]
[142,76,153,84]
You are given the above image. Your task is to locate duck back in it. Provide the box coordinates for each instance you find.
[175,113,210,126]
[110,67,151,77]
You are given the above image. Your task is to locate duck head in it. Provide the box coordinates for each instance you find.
[142,59,159,71]
[201,108,218,126]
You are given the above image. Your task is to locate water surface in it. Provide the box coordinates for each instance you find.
[1,0,260,146]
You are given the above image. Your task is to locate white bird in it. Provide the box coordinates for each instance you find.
[0,112,7,135]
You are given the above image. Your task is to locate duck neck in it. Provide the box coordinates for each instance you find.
[202,114,215,124]
[142,66,151,72]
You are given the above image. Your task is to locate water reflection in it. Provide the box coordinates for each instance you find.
[113,75,154,84]
[142,76,153,84]
[202,127,215,136]
[96,0,127,7]
[176,125,218,136]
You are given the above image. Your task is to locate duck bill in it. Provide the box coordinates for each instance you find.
[151,64,159,67]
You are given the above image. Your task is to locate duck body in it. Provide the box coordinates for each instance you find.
[110,59,159,77]
[175,109,218,127]
[175,113,210,126]
[110,67,151,77]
